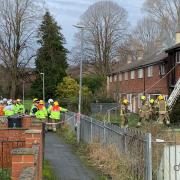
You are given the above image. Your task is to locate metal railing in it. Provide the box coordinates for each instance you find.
[65,112,152,180]
[0,140,25,179]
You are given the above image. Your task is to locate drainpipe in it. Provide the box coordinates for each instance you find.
[143,67,146,95]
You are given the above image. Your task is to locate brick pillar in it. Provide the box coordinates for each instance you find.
[22,116,32,129]
[25,129,43,180]
[11,148,35,180]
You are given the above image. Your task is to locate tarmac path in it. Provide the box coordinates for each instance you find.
[45,132,97,180]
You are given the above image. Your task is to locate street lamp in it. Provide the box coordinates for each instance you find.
[22,81,25,106]
[40,72,45,102]
[73,24,85,142]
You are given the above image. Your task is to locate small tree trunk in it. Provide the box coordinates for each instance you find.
[10,70,17,98]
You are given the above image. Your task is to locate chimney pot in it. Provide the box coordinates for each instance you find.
[127,54,132,64]
[137,48,143,61]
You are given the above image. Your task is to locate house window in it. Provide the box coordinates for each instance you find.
[138,69,143,78]
[119,73,122,81]
[176,51,180,63]
[147,66,153,77]
[160,64,165,75]
[124,72,128,80]
[109,76,112,82]
[114,75,117,82]
[130,70,135,79]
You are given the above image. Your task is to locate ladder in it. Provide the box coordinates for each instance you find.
[167,78,180,109]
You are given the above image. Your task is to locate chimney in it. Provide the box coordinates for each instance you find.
[127,54,132,64]
[176,7,180,44]
[137,47,144,61]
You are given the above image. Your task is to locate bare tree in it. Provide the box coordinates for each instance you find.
[131,17,165,58]
[0,0,41,98]
[73,1,129,76]
[143,0,180,46]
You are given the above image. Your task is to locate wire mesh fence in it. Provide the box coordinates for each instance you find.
[65,112,152,180]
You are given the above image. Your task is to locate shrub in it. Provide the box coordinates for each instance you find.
[170,96,180,124]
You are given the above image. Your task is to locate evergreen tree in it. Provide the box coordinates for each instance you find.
[31,11,68,99]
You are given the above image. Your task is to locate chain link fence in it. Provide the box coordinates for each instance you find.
[65,112,152,180]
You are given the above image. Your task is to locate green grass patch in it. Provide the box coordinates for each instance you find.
[24,99,32,112]
[91,113,139,127]
[0,168,11,180]
[43,160,57,180]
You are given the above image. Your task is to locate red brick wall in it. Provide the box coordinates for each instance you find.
[0,118,43,180]
[0,129,26,141]
[11,153,36,180]
[108,64,169,97]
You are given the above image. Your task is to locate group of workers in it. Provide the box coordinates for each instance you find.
[0,98,25,116]
[120,95,170,128]
[30,98,68,132]
[0,98,68,132]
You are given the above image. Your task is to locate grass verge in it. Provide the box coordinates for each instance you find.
[91,113,139,127]
[43,160,57,180]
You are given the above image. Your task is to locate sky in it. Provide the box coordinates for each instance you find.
[44,0,145,51]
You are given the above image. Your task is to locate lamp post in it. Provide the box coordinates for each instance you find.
[40,72,45,102]
[22,80,25,106]
[73,24,85,142]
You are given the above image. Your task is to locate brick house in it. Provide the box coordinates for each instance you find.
[107,37,180,113]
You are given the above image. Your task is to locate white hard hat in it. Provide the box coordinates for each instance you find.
[48,99,54,104]
[3,98,7,102]
[7,100,12,105]
[0,100,3,104]
[9,99,12,103]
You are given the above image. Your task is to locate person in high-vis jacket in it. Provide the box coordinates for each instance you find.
[3,100,15,116]
[149,98,157,121]
[137,95,150,126]
[46,99,54,113]
[16,99,25,114]
[0,100,4,116]
[120,99,129,128]
[157,95,170,125]
[13,100,18,114]
[49,101,68,132]
[30,98,39,116]
[35,100,47,120]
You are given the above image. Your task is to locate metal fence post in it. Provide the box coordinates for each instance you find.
[146,133,152,180]
[90,118,93,143]
[124,128,127,154]
[77,113,81,142]
[103,121,106,145]
[108,110,110,122]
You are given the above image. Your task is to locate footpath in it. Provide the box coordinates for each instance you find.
[45,132,97,180]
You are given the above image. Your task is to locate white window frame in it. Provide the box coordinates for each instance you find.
[138,68,143,79]
[109,76,112,82]
[130,70,135,79]
[119,73,122,81]
[160,64,165,75]
[147,66,153,77]
[114,75,117,82]
[124,72,128,80]
[176,51,180,63]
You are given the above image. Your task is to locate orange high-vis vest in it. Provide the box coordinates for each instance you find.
[0,105,4,116]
